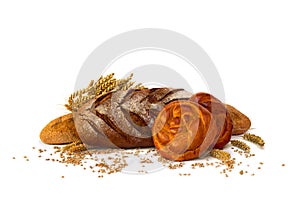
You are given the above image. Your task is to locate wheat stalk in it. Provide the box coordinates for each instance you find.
[65,73,144,111]
[210,149,231,161]
[243,133,265,147]
[231,140,250,153]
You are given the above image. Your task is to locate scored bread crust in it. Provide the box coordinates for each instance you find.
[73,88,192,148]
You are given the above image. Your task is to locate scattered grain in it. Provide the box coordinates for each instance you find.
[34,130,267,179]
[168,162,184,169]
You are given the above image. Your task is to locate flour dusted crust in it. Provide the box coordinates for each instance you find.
[73,88,192,148]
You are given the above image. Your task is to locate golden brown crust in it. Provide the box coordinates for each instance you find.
[40,113,80,145]
[226,104,251,135]
[152,100,219,161]
[189,92,233,149]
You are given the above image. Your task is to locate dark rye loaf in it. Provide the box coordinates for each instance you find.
[73,88,192,148]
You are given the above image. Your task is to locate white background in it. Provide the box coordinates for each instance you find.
[1,0,299,199]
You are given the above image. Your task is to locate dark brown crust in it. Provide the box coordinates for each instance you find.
[73,88,192,148]
[152,100,220,161]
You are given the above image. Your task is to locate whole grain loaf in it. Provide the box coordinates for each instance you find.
[73,88,192,148]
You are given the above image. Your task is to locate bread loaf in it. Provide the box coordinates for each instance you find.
[152,100,220,161]
[73,88,192,148]
[226,104,251,135]
[40,113,80,144]
[189,92,233,149]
